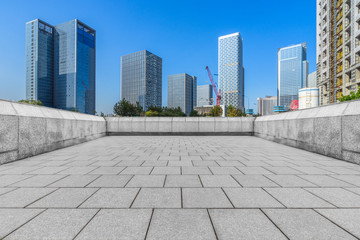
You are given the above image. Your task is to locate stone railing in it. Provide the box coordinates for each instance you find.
[254,100,360,164]
[0,99,106,164]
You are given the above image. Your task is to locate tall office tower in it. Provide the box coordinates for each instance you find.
[317,0,360,106]
[218,32,245,110]
[121,50,162,111]
[308,71,318,88]
[277,43,308,110]
[197,84,213,107]
[167,73,197,115]
[26,19,55,107]
[257,96,277,116]
[26,19,96,114]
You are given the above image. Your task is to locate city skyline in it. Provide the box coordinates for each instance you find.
[0,0,317,114]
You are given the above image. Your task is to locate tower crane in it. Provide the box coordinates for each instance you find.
[205,66,221,106]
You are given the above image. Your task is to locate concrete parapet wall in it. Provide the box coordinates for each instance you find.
[254,100,360,164]
[0,100,106,164]
[105,117,254,136]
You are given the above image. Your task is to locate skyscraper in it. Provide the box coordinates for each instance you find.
[25,19,96,114]
[218,32,245,110]
[197,84,213,107]
[121,50,162,111]
[317,0,360,105]
[168,73,197,115]
[257,96,277,116]
[277,43,308,110]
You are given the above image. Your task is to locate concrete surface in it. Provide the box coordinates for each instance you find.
[0,136,360,239]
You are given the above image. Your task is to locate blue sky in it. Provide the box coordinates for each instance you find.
[0,0,316,114]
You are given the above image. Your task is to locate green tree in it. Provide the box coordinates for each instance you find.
[145,110,160,117]
[209,106,223,117]
[189,110,199,117]
[113,99,143,116]
[100,112,105,117]
[18,100,43,106]
[339,89,360,102]
[227,105,245,117]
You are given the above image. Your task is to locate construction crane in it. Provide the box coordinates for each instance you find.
[205,66,221,106]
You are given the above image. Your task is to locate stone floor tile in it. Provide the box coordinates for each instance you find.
[79,188,139,208]
[331,175,360,187]
[5,209,97,240]
[192,161,219,167]
[305,188,360,207]
[237,166,274,175]
[232,175,279,187]
[200,175,240,187]
[89,161,118,167]
[86,175,132,187]
[0,188,56,207]
[209,209,287,240]
[63,160,97,167]
[201,156,224,161]
[299,175,355,187]
[151,167,181,175]
[165,175,202,187]
[316,209,360,238]
[224,188,284,208]
[87,166,125,175]
[116,160,144,167]
[0,209,44,239]
[266,175,317,187]
[120,167,153,175]
[0,167,44,175]
[346,188,360,195]
[147,209,216,240]
[48,175,99,188]
[265,188,335,208]
[183,188,233,208]
[168,161,193,167]
[319,167,360,175]
[131,188,181,208]
[0,175,35,187]
[0,188,16,196]
[75,209,152,240]
[240,160,271,167]
[182,167,212,175]
[57,167,97,175]
[28,188,97,208]
[263,209,357,240]
[180,155,202,161]
[10,175,66,187]
[264,166,304,175]
[291,166,334,174]
[25,167,70,175]
[209,166,241,175]
[126,175,165,187]
[141,160,168,167]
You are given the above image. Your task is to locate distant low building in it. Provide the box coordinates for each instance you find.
[194,105,213,115]
[257,96,277,116]
[197,84,213,107]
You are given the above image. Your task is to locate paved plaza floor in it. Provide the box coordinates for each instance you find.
[1,136,360,239]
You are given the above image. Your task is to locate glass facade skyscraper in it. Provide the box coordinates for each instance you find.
[197,84,213,107]
[218,32,245,110]
[121,50,162,111]
[277,43,308,110]
[168,73,197,115]
[25,19,96,114]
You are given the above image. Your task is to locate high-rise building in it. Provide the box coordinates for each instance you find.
[257,96,277,116]
[25,19,96,114]
[167,73,197,115]
[277,43,308,110]
[317,0,360,106]
[307,71,317,88]
[121,50,162,111]
[218,32,245,110]
[197,84,213,107]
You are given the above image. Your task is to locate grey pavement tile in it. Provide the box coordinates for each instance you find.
[126,175,165,187]
[209,166,241,175]
[291,166,334,174]
[57,166,97,175]
[319,167,360,175]
[216,161,244,167]
[0,188,56,207]
[305,188,360,207]
[5,209,97,240]
[168,161,193,167]
[132,188,181,208]
[28,188,98,208]
[25,167,70,175]
[64,160,97,167]
[232,175,279,187]
[0,209,44,239]
[183,188,233,208]
[87,166,125,175]
[240,160,271,167]
[38,160,71,167]
[200,175,240,187]
[120,167,153,175]
[48,175,99,188]
[265,188,335,208]
[10,175,66,187]
[192,161,219,167]
[264,166,304,174]
[86,175,132,187]
[237,167,274,175]
[151,167,181,175]
[0,175,35,187]
[79,188,139,208]
[316,209,360,238]
[224,188,284,208]
[116,160,144,167]
[147,209,216,240]
[181,155,202,161]
[346,188,360,195]
[209,209,287,240]
[0,167,44,175]
[0,188,16,196]
[165,175,202,187]
[142,160,168,167]
[158,156,180,161]
[263,209,357,240]
[331,175,360,187]
[266,175,317,187]
[89,161,119,167]
[182,167,212,175]
[75,209,152,240]
[201,156,224,161]
[299,175,355,187]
